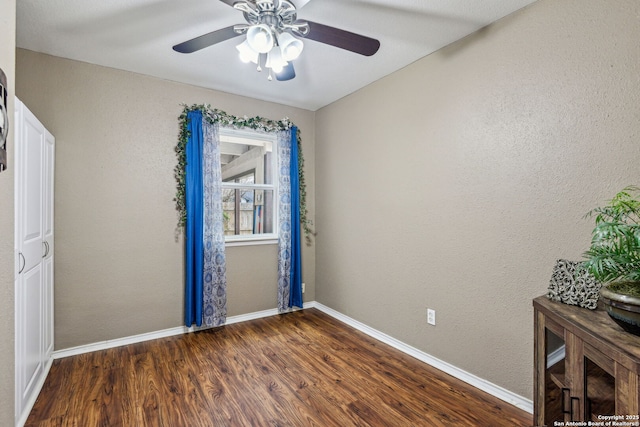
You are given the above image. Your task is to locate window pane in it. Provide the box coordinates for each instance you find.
[223,188,274,236]
[220,136,273,185]
[219,127,277,240]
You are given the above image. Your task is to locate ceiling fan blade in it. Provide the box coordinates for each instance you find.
[304,21,380,56]
[218,0,237,7]
[276,63,296,81]
[173,26,241,53]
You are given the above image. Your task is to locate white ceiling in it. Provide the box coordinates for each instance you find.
[17,0,537,111]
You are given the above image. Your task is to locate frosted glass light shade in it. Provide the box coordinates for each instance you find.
[236,40,259,64]
[266,46,287,73]
[278,32,304,61]
[247,24,274,53]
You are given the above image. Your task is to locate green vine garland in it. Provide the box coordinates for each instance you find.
[174,104,314,244]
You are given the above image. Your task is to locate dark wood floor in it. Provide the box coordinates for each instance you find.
[27,308,532,426]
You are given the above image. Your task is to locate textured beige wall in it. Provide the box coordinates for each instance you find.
[315,0,640,400]
[16,49,315,349]
[0,0,16,423]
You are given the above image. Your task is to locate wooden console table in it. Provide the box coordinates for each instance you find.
[534,295,640,426]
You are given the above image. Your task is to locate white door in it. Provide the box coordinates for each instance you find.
[15,99,54,427]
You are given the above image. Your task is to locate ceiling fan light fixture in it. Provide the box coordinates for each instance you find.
[246,24,274,53]
[266,46,287,73]
[174,0,381,83]
[278,32,303,61]
[236,40,259,64]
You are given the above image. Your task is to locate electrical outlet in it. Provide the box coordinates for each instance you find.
[302,282,305,293]
[427,308,436,326]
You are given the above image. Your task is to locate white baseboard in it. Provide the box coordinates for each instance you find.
[310,302,534,414]
[52,307,281,359]
[52,301,532,414]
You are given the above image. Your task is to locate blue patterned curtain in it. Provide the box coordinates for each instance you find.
[202,120,227,326]
[185,113,227,327]
[277,127,303,311]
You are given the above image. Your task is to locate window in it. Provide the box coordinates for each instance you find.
[220,127,278,243]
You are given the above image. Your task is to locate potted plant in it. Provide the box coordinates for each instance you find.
[583,185,640,335]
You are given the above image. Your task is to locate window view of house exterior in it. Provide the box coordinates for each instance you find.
[220,128,277,240]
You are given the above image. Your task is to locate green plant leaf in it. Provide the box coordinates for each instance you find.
[583,186,640,283]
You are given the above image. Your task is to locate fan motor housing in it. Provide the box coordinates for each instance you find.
[242,0,298,30]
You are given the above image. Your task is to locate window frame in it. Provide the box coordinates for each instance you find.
[219,126,279,246]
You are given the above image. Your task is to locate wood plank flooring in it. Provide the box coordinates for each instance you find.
[26,308,532,426]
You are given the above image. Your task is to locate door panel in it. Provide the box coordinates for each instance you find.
[20,263,43,402]
[19,104,44,273]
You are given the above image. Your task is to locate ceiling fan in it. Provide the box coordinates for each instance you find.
[172,0,380,81]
